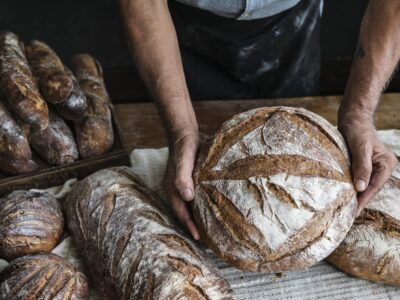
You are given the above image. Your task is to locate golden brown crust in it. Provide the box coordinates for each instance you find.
[0,99,37,175]
[71,54,114,158]
[25,40,73,104]
[0,32,49,130]
[327,167,400,286]
[54,67,87,120]
[64,167,233,299]
[193,106,357,272]
[0,190,64,261]
[0,253,89,299]
[25,109,79,166]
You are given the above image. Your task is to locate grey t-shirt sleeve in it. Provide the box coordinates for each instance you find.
[175,0,303,20]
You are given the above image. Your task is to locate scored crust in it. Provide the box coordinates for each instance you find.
[65,167,233,299]
[0,253,88,299]
[327,164,400,285]
[193,106,357,272]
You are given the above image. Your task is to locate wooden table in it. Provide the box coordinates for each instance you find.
[114,93,400,151]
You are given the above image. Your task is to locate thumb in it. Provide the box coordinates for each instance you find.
[174,141,198,202]
[350,142,373,192]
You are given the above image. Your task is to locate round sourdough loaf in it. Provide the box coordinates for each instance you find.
[193,106,358,272]
[328,163,400,285]
[0,190,64,261]
[0,253,88,299]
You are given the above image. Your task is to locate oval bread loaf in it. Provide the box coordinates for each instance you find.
[71,54,114,158]
[193,106,358,272]
[25,40,73,104]
[0,100,37,175]
[0,31,49,130]
[65,167,233,299]
[25,108,79,166]
[327,162,400,286]
[0,253,89,300]
[0,190,64,261]
[54,67,87,120]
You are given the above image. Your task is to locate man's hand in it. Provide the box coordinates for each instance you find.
[339,113,397,216]
[163,130,200,240]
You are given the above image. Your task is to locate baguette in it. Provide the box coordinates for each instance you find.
[54,67,87,120]
[24,108,79,166]
[25,40,73,104]
[0,190,64,260]
[0,253,88,299]
[0,32,49,130]
[65,167,233,299]
[0,99,37,175]
[193,106,357,272]
[71,54,114,158]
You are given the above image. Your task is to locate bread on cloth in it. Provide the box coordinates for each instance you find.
[193,106,357,272]
[64,167,233,299]
[0,190,64,261]
[328,162,400,286]
[0,253,88,299]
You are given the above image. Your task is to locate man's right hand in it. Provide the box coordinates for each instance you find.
[163,130,200,240]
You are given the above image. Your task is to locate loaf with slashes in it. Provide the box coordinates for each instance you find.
[193,106,358,272]
[65,167,233,299]
[0,253,88,299]
[328,162,400,286]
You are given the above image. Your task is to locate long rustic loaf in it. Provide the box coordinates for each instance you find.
[25,108,79,166]
[0,31,49,130]
[26,40,73,104]
[0,100,37,175]
[54,67,87,120]
[327,162,400,286]
[0,190,64,261]
[0,253,88,299]
[65,167,233,299]
[71,54,114,158]
[193,106,358,272]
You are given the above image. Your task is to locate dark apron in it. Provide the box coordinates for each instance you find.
[169,0,322,100]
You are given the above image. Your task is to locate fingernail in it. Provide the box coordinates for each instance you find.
[181,188,194,201]
[355,180,366,192]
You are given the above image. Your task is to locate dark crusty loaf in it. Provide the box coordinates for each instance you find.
[328,162,400,286]
[25,40,73,104]
[25,108,79,166]
[54,67,87,120]
[0,253,88,299]
[65,167,233,299]
[0,32,49,130]
[0,190,64,261]
[193,106,358,272]
[71,54,114,158]
[0,99,37,175]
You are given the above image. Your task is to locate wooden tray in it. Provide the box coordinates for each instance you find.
[0,106,130,197]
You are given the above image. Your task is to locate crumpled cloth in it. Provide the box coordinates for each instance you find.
[1,130,400,300]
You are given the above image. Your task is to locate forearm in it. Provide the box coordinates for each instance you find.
[340,0,400,123]
[119,0,197,139]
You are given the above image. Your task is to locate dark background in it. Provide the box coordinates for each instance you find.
[2,0,396,101]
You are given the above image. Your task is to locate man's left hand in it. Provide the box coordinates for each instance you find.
[339,114,397,216]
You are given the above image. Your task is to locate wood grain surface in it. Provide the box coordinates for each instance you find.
[114,94,400,150]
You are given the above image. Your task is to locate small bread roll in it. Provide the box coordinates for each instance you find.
[0,190,64,261]
[0,253,89,300]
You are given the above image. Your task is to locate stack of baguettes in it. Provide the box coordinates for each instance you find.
[0,31,114,176]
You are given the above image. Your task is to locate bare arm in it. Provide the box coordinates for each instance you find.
[339,0,400,213]
[119,0,200,239]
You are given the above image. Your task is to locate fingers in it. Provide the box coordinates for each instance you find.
[169,190,200,240]
[174,142,197,201]
[357,152,397,215]
[350,141,373,193]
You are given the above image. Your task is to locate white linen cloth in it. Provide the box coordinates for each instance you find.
[2,130,400,299]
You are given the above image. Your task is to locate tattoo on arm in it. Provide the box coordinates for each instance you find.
[355,41,366,59]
